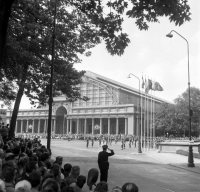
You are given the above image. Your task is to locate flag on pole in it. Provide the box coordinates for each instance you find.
[145,79,153,94]
[142,76,145,89]
[145,79,149,94]
[148,79,152,90]
[154,82,163,91]
[152,80,156,90]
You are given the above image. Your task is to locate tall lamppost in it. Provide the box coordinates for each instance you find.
[128,73,142,153]
[166,30,194,167]
[47,0,58,150]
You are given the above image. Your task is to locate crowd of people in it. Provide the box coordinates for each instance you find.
[1,121,200,192]
[0,125,140,192]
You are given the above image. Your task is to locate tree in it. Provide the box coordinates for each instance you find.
[5,0,99,137]
[1,0,192,137]
[0,0,191,67]
[174,87,200,136]
[155,87,200,137]
[155,103,176,136]
[0,0,15,66]
[0,74,16,110]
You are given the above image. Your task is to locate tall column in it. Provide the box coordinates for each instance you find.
[84,118,87,134]
[100,118,102,134]
[32,119,34,134]
[125,117,128,135]
[77,119,79,134]
[116,117,119,134]
[21,120,23,133]
[70,119,72,133]
[108,118,110,135]
[26,119,29,133]
[44,119,46,133]
[92,118,94,134]
[67,119,69,134]
[62,117,65,134]
[38,119,40,134]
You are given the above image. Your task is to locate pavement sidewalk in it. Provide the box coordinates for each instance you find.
[145,150,200,174]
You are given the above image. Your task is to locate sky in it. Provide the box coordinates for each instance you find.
[19,1,200,109]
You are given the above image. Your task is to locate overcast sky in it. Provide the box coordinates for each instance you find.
[19,1,200,109]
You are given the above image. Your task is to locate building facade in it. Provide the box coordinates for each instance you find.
[6,71,168,136]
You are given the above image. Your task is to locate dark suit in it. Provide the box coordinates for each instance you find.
[98,149,114,182]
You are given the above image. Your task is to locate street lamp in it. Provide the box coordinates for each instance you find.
[166,30,194,167]
[128,73,142,153]
[47,0,58,150]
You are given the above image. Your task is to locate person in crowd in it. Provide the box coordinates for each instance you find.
[2,167,15,192]
[63,163,72,178]
[94,181,108,192]
[91,137,94,147]
[40,152,50,168]
[97,145,114,182]
[65,166,80,186]
[54,156,63,166]
[54,156,64,178]
[122,183,138,192]
[121,138,125,150]
[86,137,89,148]
[50,163,62,183]
[70,175,86,192]
[111,186,122,192]
[29,171,41,192]
[18,156,29,175]
[87,168,99,192]
[0,179,6,192]
[99,137,102,146]
[15,180,32,192]
[129,137,132,148]
[41,178,60,192]
[18,161,38,182]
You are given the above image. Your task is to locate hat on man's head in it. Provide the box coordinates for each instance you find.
[102,145,108,150]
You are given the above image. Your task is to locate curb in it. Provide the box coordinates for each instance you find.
[168,163,200,175]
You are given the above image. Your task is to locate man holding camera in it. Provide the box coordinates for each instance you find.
[97,145,115,182]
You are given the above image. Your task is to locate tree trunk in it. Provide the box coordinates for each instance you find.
[8,63,28,138]
[0,0,15,67]
[8,84,25,138]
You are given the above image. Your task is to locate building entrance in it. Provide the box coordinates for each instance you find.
[55,106,67,134]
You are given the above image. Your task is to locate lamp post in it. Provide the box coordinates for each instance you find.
[47,0,58,150]
[128,73,142,153]
[166,30,194,167]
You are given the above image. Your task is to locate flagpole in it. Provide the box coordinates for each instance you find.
[144,90,147,151]
[141,91,143,150]
[153,88,155,150]
[144,77,147,151]
[127,73,142,153]
[147,83,149,150]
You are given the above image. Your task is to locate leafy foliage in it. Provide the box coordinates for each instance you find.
[155,87,200,137]
[0,0,191,66]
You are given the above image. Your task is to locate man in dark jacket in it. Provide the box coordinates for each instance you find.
[98,145,114,182]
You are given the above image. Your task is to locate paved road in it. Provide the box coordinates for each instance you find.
[41,139,200,192]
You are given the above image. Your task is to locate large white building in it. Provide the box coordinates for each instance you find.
[6,71,168,136]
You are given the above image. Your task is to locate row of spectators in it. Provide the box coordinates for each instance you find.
[0,135,139,192]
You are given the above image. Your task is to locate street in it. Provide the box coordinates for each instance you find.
[41,139,200,192]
